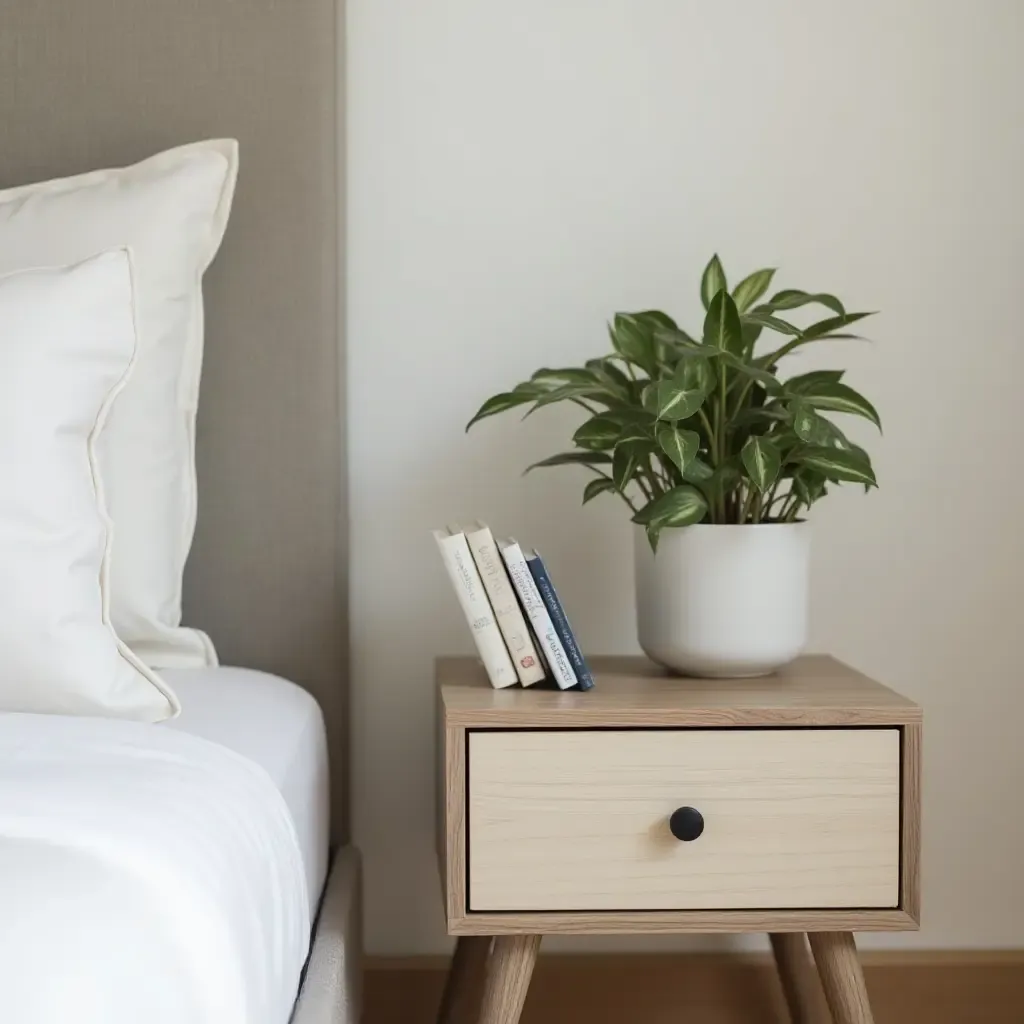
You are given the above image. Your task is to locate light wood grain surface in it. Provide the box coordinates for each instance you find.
[439,655,921,728]
[478,935,541,1024]
[771,932,828,1024]
[901,723,922,923]
[810,932,876,1024]
[440,720,467,924]
[447,908,918,936]
[436,653,922,936]
[435,936,491,1024]
[468,729,900,912]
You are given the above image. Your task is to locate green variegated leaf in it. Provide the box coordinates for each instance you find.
[806,412,857,452]
[674,354,715,396]
[531,367,596,387]
[656,425,700,474]
[789,399,832,445]
[632,485,708,527]
[708,463,742,501]
[796,381,882,429]
[632,310,678,332]
[524,451,611,473]
[794,446,877,487]
[682,457,714,483]
[719,351,783,393]
[732,268,776,312]
[703,289,744,354]
[733,405,790,429]
[609,313,657,374]
[741,436,781,492]
[582,477,617,504]
[816,420,871,469]
[801,311,873,342]
[516,377,558,394]
[655,326,703,351]
[525,381,607,415]
[771,430,802,455]
[585,358,632,397]
[758,311,874,366]
[792,469,828,507]
[742,310,801,335]
[466,389,539,430]
[573,414,622,450]
[645,523,662,552]
[785,369,845,393]
[700,254,728,310]
[641,380,706,421]
[762,290,846,316]
[612,445,640,490]
[741,320,762,352]
[617,422,656,448]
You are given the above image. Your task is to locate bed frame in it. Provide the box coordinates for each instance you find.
[1,4,356,1021]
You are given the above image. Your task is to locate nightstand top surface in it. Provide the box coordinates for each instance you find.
[437,654,920,728]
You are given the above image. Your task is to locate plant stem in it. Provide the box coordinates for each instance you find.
[731,378,755,420]
[698,407,715,448]
[651,458,674,491]
[634,475,654,502]
[765,487,792,512]
[712,366,728,522]
[716,367,727,466]
[761,480,777,515]
[741,486,758,525]
[589,466,638,513]
[776,493,800,522]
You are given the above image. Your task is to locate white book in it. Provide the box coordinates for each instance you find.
[498,538,577,690]
[433,528,519,689]
[464,522,546,686]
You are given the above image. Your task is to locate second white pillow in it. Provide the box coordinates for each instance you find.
[0,251,177,721]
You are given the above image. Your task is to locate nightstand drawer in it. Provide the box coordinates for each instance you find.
[468,729,901,912]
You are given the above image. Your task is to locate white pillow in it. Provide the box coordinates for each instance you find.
[0,141,238,669]
[0,251,178,721]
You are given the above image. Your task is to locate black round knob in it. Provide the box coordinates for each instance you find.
[669,806,704,842]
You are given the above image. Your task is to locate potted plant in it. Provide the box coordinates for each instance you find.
[467,255,880,677]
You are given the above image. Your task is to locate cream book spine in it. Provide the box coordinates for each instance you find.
[465,522,546,686]
[499,538,577,690]
[433,528,519,689]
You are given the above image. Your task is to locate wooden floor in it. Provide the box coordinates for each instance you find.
[365,951,1024,1024]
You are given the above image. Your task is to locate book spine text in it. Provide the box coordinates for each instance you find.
[434,531,519,689]
[467,526,546,686]
[499,542,577,690]
[527,554,595,691]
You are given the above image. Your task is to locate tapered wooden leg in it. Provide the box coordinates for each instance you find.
[770,933,823,1024]
[477,934,541,1024]
[809,932,875,1024]
[436,936,492,1024]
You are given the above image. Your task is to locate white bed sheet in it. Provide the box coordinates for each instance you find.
[162,666,330,917]
[0,710,309,1024]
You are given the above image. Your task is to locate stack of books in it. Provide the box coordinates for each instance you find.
[433,522,594,691]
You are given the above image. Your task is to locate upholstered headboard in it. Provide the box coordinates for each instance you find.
[1,3,347,840]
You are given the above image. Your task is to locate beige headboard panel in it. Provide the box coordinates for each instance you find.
[1,4,347,840]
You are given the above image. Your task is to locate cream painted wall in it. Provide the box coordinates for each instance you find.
[347,0,1024,955]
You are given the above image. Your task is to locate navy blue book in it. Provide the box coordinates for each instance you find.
[525,550,595,691]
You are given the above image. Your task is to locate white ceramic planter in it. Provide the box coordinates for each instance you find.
[634,522,810,677]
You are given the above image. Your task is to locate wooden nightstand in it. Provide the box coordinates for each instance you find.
[435,655,921,1024]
